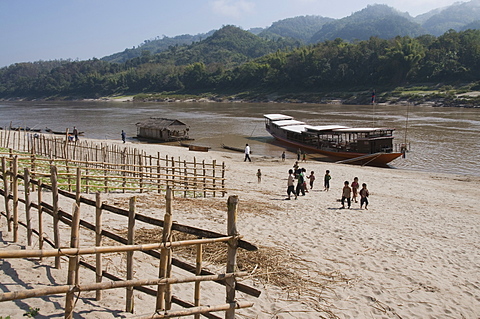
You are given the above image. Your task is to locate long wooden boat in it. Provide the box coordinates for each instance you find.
[45,128,84,135]
[264,114,403,166]
[221,144,251,153]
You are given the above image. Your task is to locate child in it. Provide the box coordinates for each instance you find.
[281,151,286,162]
[359,183,369,210]
[286,169,297,200]
[341,181,351,209]
[324,170,331,191]
[256,169,262,183]
[307,171,316,189]
[351,177,359,203]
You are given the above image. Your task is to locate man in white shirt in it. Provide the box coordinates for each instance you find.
[244,144,251,162]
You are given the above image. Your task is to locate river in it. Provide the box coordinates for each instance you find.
[0,101,479,176]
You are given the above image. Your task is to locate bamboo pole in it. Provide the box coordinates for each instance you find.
[75,167,81,205]
[126,196,136,313]
[194,243,203,319]
[1,157,11,231]
[0,272,246,302]
[156,187,173,311]
[95,192,103,301]
[203,160,208,198]
[24,168,32,246]
[225,195,239,319]
[12,156,19,242]
[50,165,61,269]
[38,186,44,260]
[222,162,226,197]
[65,203,81,319]
[140,302,253,319]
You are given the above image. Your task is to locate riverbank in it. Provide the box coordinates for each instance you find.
[1,137,479,318]
[3,84,480,107]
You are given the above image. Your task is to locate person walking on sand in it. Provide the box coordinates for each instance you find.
[324,170,331,191]
[296,168,306,196]
[341,181,351,209]
[307,171,316,189]
[256,169,262,183]
[359,183,369,210]
[351,177,359,203]
[121,130,126,143]
[297,148,301,161]
[244,144,251,162]
[281,151,286,162]
[287,169,297,200]
[302,151,307,162]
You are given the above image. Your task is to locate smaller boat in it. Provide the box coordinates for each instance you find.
[188,145,210,152]
[45,128,84,135]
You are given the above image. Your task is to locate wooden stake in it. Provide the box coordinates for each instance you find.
[95,192,103,301]
[38,186,44,260]
[1,157,12,231]
[24,168,32,246]
[194,243,203,319]
[65,203,80,319]
[225,195,239,319]
[50,165,61,269]
[156,187,173,311]
[12,156,18,242]
[126,196,136,313]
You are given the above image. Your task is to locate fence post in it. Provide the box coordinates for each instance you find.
[156,187,173,311]
[212,160,216,198]
[75,167,81,205]
[38,185,44,261]
[1,157,12,231]
[194,242,203,319]
[222,162,226,197]
[95,192,103,301]
[202,160,206,198]
[24,168,32,246]
[51,165,61,269]
[226,195,239,319]
[12,156,19,242]
[65,203,81,319]
[126,196,136,313]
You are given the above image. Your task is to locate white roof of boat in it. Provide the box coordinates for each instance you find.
[280,125,307,133]
[333,127,393,132]
[273,119,306,126]
[305,125,349,131]
[264,114,294,121]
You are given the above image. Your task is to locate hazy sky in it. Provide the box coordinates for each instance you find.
[0,0,464,67]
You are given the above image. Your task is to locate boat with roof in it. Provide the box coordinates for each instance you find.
[264,114,403,166]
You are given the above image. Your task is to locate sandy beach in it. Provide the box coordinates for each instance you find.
[1,138,479,318]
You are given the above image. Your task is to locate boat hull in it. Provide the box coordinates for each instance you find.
[270,133,402,166]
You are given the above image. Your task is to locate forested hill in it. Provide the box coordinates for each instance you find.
[99,2,480,64]
[2,25,480,107]
[309,5,426,43]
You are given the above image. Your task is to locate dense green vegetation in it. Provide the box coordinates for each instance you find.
[1,26,480,105]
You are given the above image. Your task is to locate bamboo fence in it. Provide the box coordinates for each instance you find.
[0,129,226,197]
[0,164,259,318]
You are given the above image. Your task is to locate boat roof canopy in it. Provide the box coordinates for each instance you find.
[264,114,294,121]
[333,127,395,133]
[305,125,348,132]
[281,125,307,133]
[273,119,306,127]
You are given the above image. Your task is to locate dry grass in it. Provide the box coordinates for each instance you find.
[105,193,350,318]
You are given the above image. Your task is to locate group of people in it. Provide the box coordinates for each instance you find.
[286,161,316,200]
[285,161,370,209]
[341,177,369,209]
